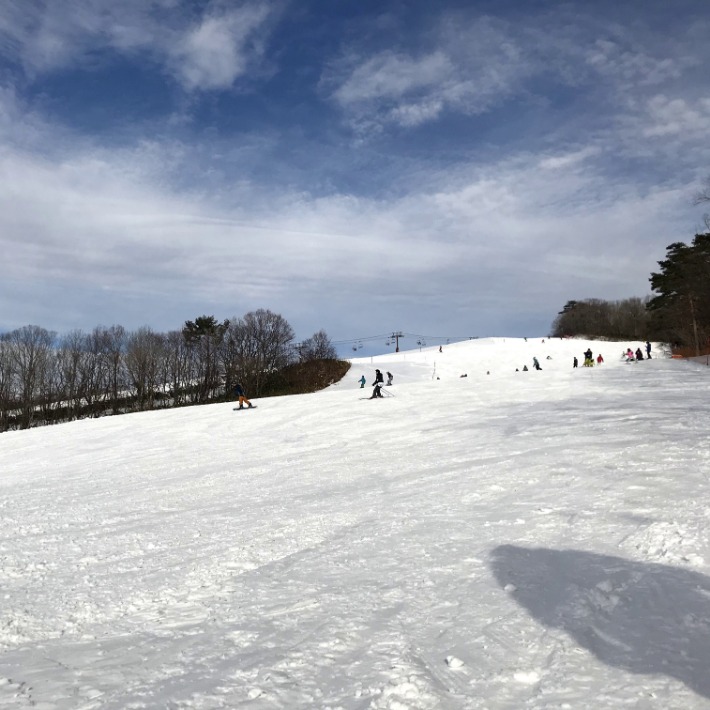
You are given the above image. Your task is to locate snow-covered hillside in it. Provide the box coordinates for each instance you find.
[2,337,710,709]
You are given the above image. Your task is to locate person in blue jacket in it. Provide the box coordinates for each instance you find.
[359,375,366,388]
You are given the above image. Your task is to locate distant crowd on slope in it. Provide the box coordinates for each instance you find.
[355,340,655,401]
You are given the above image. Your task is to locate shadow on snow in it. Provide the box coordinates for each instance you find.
[490,545,710,699]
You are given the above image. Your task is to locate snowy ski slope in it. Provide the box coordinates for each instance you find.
[2,337,710,709]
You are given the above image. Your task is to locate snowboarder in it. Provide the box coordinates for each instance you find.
[596,354,604,365]
[370,369,384,399]
[646,341,652,358]
[386,371,393,386]
[359,375,366,388]
[532,357,542,371]
[234,383,253,409]
[573,357,578,368]
[635,347,644,361]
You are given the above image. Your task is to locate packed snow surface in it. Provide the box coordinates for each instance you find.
[1,337,710,709]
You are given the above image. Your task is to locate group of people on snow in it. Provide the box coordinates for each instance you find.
[575,348,603,367]
[624,342,652,362]
[359,369,394,399]
[237,339,658,408]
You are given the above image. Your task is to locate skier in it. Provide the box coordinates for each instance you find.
[386,371,393,386]
[596,354,604,365]
[370,369,384,399]
[646,341,652,358]
[584,348,594,366]
[359,375,366,388]
[573,356,578,368]
[234,382,253,409]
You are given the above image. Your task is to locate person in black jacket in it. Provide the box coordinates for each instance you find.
[370,369,384,399]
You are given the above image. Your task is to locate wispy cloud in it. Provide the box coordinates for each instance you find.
[325,6,709,144]
[584,38,689,88]
[332,51,452,107]
[0,0,276,91]
[167,4,274,90]
[642,95,710,137]
[0,115,693,338]
[326,16,534,131]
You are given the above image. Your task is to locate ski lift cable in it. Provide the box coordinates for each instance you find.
[332,332,477,348]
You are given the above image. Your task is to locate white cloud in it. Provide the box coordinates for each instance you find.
[584,38,687,88]
[388,99,444,127]
[169,4,272,91]
[0,0,275,91]
[326,8,709,141]
[642,94,710,137]
[326,16,534,131]
[539,147,601,171]
[0,111,694,339]
[333,51,452,105]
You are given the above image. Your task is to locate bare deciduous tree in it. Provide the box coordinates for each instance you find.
[0,309,339,431]
[694,176,710,230]
[297,330,337,361]
[163,330,191,405]
[223,310,294,396]
[0,334,15,431]
[125,327,164,410]
[7,325,55,428]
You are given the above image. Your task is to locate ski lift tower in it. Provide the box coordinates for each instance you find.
[390,331,404,352]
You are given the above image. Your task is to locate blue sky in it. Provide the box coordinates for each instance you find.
[1,0,709,354]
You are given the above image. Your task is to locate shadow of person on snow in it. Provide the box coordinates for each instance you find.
[490,545,710,699]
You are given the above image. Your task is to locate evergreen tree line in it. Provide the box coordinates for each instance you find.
[0,309,338,431]
[551,232,710,354]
